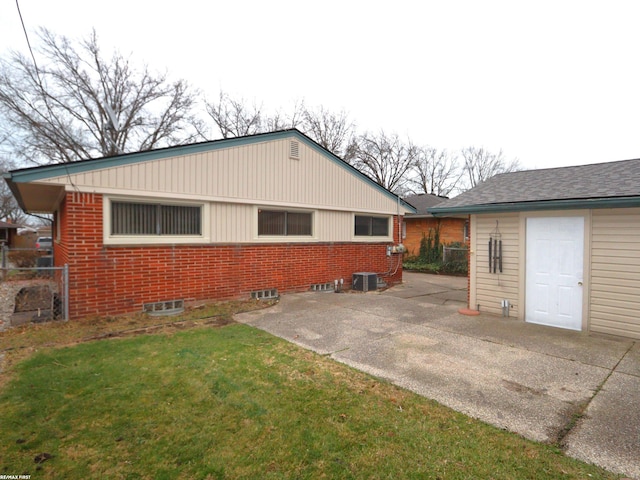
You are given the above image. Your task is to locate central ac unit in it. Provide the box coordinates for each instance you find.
[352,272,377,292]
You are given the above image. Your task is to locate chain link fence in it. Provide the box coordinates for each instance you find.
[442,245,469,263]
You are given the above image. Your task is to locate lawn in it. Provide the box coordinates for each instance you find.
[0,311,618,479]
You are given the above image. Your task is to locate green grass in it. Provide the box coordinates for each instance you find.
[0,324,617,479]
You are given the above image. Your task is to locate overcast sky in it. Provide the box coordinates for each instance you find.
[1,0,639,170]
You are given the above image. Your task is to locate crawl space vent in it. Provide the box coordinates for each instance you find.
[289,140,300,160]
[310,283,333,292]
[251,289,278,300]
[143,299,184,316]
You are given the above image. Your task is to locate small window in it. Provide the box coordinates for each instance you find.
[354,215,389,236]
[258,210,312,236]
[112,201,201,236]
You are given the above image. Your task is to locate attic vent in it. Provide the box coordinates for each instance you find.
[289,140,300,160]
[251,289,278,300]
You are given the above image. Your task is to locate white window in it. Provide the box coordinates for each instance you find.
[258,209,312,236]
[104,197,208,245]
[112,202,201,236]
[354,215,389,237]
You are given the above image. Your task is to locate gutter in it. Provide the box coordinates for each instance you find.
[428,196,640,216]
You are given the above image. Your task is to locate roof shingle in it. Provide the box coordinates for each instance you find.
[434,158,640,211]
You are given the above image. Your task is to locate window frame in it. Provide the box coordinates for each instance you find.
[353,214,392,239]
[255,207,315,240]
[104,196,209,245]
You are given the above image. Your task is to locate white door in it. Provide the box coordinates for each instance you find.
[525,217,584,330]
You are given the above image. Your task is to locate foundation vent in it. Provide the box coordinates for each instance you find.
[143,299,184,316]
[251,289,279,300]
[310,283,333,292]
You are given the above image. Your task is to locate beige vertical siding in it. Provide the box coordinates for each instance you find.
[42,137,405,215]
[590,208,640,339]
[471,213,520,317]
[210,204,359,243]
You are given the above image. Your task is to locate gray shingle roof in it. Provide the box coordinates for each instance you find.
[431,158,640,214]
[403,194,448,215]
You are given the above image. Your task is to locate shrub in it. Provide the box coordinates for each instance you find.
[7,249,39,268]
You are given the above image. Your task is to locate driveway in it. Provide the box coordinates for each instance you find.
[236,272,640,479]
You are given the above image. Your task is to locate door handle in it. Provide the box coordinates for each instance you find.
[578,281,583,286]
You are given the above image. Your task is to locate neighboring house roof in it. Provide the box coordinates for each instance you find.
[0,221,20,229]
[403,193,448,217]
[430,158,640,215]
[4,129,416,214]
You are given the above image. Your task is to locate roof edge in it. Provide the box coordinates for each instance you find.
[429,196,640,215]
[6,129,416,214]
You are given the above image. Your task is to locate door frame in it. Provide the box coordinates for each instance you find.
[518,210,591,332]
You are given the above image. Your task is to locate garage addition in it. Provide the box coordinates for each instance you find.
[429,158,640,340]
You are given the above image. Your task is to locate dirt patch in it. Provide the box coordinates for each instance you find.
[502,379,548,396]
[79,315,236,342]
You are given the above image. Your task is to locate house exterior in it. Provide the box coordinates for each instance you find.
[0,220,19,247]
[429,158,640,340]
[402,194,468,256]
[4,130,415,319]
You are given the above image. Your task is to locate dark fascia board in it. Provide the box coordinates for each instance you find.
[429,196,640,216]
[4,129,416,214]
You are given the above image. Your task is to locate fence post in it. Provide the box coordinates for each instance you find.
[63,264,70,321]
[1,245,5,281]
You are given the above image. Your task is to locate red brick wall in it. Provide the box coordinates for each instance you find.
[61,193,403,319]
[403,217,467,256]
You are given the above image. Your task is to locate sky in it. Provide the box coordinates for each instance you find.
[1,0,639,171]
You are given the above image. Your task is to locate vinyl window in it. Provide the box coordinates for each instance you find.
[354,215,389,236]
[111,201,202,236]
[258,210,312,236]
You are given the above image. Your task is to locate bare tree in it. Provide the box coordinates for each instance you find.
[352,131,418,193]
[409,147,461,197]
[0,158,27,223]
[460,146,521,189]
[298,105,359,162]
[205,92,359,161]
[205,91,265,138]
[0,28,205,165]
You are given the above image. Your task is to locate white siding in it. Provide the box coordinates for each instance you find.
[590,208,640,339]
[471,214,520,317]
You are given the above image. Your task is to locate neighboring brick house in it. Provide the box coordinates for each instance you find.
[4,130,415,319]
[402,194,468,256]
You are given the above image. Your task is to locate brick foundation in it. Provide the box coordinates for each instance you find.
[55,193,403,319]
